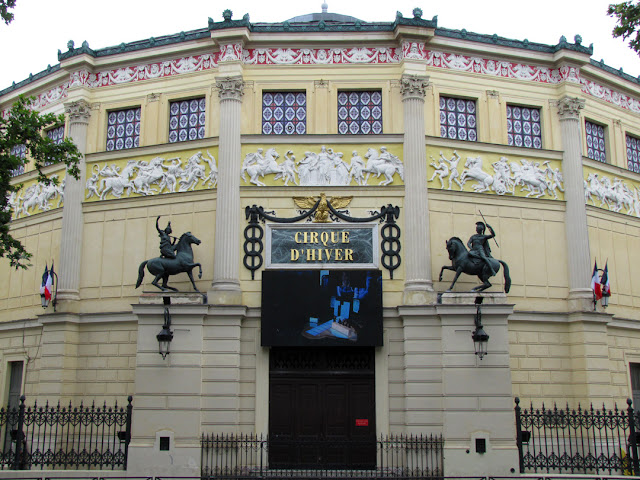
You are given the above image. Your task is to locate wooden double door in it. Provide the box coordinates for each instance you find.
[268,347,376,469]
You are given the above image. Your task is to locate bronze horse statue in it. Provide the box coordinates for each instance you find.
[136,231,203,292]
[439,237,511,293]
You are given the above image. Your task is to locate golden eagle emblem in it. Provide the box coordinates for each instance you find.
[292,193,353,223]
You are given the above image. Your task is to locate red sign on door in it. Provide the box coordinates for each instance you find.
[355,419,369,427]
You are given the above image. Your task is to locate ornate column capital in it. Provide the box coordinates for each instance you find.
[64,100,91,125]
[557,96,585,121]
[216,76,245,101]
[400,74,430,100]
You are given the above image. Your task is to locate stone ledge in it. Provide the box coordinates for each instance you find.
[440,292,507,305]
[138,291,207,305]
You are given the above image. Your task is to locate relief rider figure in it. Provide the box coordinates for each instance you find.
[467,221,496,276]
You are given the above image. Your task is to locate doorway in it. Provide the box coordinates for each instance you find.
[268,347,376,469]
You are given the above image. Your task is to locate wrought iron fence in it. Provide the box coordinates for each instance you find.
[0,395,133,470]
[201,433,444,479]
[515,397,640,475]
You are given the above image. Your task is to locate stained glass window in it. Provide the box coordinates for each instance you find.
[262,92,306,135]
[439,97,477,142]
[106,107,141,151]
[627,134,640,173]
[10,145,26,177]
[337,91,383,135]
[507,105,542,149]
[45,125,65,166]
[585,120,606,163]
[169,98,206,143]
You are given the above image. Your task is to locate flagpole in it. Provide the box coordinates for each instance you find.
[51,261,58,312]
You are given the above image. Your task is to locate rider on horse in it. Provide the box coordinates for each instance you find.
[467,222,497,276]
[156,216,177,259]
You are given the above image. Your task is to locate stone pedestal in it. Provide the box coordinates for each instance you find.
[128,293,207,476]
[399,293,517,476]
[436,297,518,476]
[128,293,246,476]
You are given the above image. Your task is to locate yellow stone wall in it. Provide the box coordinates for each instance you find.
[0,213,62,321]
[3,25,640,411]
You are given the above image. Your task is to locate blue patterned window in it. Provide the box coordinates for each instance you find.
[337,91,382,135]
[627,134,640,173]
[169,98,206,143]
[106,107,141,151]
[10,145,26,177]
[440,97,477,142]
[45,125,65,166]
[262,92,306,135]
[507,105,542,149]
[585,120,606,163]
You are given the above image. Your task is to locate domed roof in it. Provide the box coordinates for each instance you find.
[285,3,363,24]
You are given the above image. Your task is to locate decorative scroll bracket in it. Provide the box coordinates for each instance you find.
[243,200,401,279]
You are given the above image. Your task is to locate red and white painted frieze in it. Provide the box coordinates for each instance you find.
[12,45,640,115]
[242,47,401,65]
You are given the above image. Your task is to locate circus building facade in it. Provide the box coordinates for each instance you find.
[2,5,640,478]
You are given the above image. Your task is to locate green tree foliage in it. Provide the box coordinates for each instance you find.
[0,95,81,269]
[608,1,640,54]
[0,0,16,25]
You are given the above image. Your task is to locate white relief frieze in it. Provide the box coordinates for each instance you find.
[585,172,640,216]
[240,146,403,187]
[430,152,565,199]
[86,151,217,200]
[9,175,65,219]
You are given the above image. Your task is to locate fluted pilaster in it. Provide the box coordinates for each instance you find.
[57,100,91,303]
[401,75,436,305]
[209,76,244,305]
[557,96,592,311]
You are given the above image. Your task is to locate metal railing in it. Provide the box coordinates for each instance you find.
[201,433,444,479]
[0,395,133,470]
[515,397,640,475]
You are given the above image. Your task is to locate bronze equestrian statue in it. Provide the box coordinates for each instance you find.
[136,218,203,292]
[439,221,511,293]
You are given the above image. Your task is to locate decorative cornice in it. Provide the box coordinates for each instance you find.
[65,99,91,124]
[5,12,640,101]
[216,76,244,101]
[400,74,429,99]
[556,96,585,120]
[435,28,593,55]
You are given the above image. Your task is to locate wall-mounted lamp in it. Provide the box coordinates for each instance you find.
[157,304,173,359]
[472,296,489,360]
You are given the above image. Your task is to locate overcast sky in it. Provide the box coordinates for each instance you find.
[0,0,639,92]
